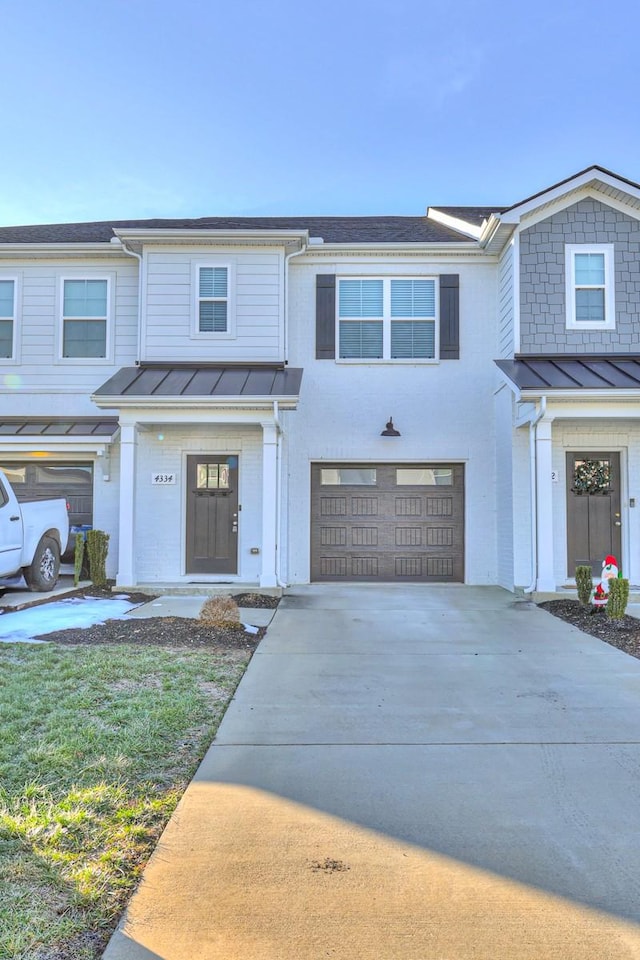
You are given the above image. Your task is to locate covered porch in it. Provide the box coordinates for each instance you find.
[91,363,303,589]
[497,355,640,593]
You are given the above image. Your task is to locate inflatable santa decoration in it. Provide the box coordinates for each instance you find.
[592,555,619,608]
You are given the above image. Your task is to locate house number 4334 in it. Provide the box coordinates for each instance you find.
[152,473,176,485]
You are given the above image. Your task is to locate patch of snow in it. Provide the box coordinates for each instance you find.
[243,623,260,634]
[0,597,137,644]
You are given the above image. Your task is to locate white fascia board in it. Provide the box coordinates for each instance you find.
[115,407,281,426]
[520,389,640,403]
[91,394,300,412]
[426,209,484,240]
[113,228,309,244]
[0,243,125,260]
[0,439,114,453]
[308,241,478,254]
[500,170,640,224]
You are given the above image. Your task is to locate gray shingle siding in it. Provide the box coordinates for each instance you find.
[520,199,640,353]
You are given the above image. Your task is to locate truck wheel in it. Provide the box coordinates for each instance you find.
[24,536,61,592]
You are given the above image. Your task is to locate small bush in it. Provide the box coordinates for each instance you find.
[86,530,110,587]
[575,565,593,606]
[199,596,240,627]
[606,578,630,620]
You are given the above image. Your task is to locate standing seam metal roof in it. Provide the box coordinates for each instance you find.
[93,365,304,399]
[495,356,640,390]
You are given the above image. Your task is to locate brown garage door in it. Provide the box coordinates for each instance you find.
[311,463,464,582]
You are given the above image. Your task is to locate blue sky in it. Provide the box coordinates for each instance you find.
[2,0,639,225]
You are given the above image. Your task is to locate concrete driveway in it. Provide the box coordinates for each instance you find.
[104,585,640,960]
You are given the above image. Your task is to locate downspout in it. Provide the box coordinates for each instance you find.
[272,400,287,587]
[115,236,143,360]
[524,396,547,594]
[276,239,307,585]
[283,239,308,363]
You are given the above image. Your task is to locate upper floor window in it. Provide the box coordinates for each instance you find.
[193,264,235,338]
[62,278,109,358]
[338,277,437,360]
[0,279,15,358]
[565,244,615,330]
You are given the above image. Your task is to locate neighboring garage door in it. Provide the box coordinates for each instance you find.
[0,461,93,558]
[311,463,464,582]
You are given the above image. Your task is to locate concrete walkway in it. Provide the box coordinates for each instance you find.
[104,585,640,959]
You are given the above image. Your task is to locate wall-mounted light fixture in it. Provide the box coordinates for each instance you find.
[381,417,400,437]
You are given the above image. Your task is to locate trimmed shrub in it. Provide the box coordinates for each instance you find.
[199,596,241,627]
[575,565,593,607]
[606,577,630,621]
[86,529,110,587]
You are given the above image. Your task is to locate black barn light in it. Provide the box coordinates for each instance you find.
[381,417,400,437]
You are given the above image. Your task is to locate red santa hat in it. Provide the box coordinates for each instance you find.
[604,555,618,567]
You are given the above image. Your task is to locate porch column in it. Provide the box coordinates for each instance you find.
[260,422,278,587]
[535,418,556,592]
[117,421,137,587]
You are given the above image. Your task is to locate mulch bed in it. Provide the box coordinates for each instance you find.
[540,599,640,659]
[7,584,273,650]
[38,616,264,649]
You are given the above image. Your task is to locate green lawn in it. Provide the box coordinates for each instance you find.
[0,641,251,960]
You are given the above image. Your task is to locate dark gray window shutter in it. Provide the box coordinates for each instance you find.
[316,274,336,359]
[439,274,459,359]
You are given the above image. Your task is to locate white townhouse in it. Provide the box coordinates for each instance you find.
[1,165,639,593]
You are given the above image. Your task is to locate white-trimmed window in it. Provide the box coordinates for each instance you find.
[61,278,109,358]
[338,277,437,360]
[0,279,16,359]
[193,264,234,337]
[565,244,615,330]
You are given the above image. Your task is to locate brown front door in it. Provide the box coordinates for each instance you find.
[566,452,622,577]
[186,456,238,575]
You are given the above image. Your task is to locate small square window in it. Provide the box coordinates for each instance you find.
[195,265,234,337]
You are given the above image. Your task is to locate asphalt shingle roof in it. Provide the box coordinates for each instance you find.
[0,215,479,245]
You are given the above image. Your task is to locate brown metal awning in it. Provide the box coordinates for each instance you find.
[92,364,303,406]
[496,356,640,392]
[0,418,119,437]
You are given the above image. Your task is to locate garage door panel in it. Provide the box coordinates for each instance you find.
[311,463,464,583]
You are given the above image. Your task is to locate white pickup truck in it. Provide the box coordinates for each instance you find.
[0,469,69,591]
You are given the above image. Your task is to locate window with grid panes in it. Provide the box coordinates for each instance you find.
[0,280,15,358]
[62,279,108,358]
[565,244,615,330]
[338,277,437,359]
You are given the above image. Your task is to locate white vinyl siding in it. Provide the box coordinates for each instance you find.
[498,241,514,357]
[62,278,109,358]
[0,279,15,358]
[338,277,437,360]
[143,249,282,361]
[565,244,615,330]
